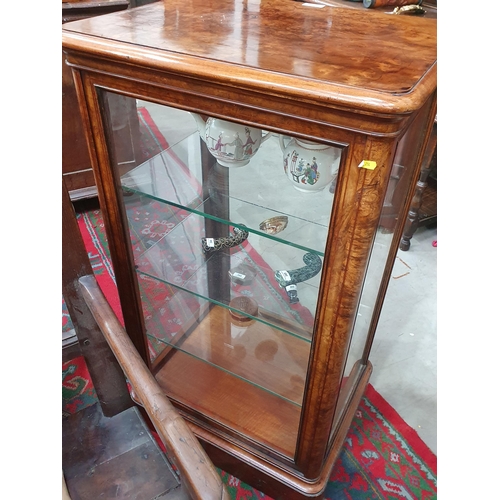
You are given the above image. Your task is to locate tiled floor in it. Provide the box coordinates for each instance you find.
[138,100,438,455]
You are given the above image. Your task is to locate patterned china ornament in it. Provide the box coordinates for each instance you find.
[279,136,342,193]
[191,114,271,168]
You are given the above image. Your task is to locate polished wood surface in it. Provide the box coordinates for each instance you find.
[62,0,436,115]
[62,2,437,496]
[155,348,301,460]
[80,275,230,500]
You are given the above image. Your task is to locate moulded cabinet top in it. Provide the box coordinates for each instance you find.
[62,0,437,115]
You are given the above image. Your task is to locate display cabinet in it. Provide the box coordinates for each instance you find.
[62,2,436,498]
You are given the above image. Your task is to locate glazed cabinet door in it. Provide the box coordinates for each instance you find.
[96,91,342,461]
[87,87,435,481]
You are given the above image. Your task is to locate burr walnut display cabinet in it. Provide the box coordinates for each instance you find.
[62,1,436,498]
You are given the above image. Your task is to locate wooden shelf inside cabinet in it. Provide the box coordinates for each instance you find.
[62,2,436,497]
[153,305,305,460]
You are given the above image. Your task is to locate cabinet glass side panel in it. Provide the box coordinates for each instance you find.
[329,100,436,443]
[100,92,340,456]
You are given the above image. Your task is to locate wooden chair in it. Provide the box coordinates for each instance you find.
[62,178,229,500]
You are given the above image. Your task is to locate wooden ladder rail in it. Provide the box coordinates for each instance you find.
[79,274,230,500]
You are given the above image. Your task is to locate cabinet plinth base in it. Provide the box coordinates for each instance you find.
[187,362,372,500]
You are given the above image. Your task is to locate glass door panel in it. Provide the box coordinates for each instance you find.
[99,90,343,457]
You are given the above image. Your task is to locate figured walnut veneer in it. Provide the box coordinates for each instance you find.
[63,2,436,497]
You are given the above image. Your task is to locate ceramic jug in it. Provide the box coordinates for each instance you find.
[192,114,270,168]
[279,136,341,193]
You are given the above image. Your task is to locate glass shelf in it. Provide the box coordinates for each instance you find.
[115,103,338,415]
[140,279,310,406]
[121,132,333,256]
[136,211,319,339]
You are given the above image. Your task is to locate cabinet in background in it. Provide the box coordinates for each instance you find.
[62,0,146,200]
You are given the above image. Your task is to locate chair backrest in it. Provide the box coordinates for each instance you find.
[79,274,230,500]
[62,178,133,417]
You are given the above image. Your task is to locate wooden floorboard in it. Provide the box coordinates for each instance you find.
[62,403,182,499]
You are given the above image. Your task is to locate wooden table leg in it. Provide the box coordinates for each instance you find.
[399,119,437,251]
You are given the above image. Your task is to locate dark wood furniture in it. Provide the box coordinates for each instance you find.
[62,178,133,415]
[62,0,149,201]
[62,177,229,500]
[400,118,437,250]
[62,2,436,498]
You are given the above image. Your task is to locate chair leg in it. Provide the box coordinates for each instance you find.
[399,120,437,251]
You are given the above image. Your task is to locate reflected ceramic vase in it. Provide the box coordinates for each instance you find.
[279,136,341,193]
[192,114,270,168]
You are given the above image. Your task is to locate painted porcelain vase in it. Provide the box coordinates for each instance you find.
[279,136,342,193]
[192,114,270,168]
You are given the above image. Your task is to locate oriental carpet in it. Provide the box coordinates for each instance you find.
[62,350,437,500]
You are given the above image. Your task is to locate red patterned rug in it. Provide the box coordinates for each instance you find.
[62,356,97,417]
[62,351,437,499]
[63,106,437,499]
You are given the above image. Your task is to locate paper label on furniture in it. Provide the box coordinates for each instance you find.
[232,272,246,280]
[358,160,377,170]
[206,238,215,247]
[278,270,291,282]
